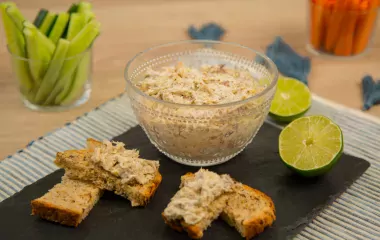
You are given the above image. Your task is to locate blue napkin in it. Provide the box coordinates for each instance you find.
[265,36,311,85]
[361,75,380,111]
[188,23,225,40]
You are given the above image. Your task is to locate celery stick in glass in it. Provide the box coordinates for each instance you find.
[33,9,48,28]
[0,2,16,43]
[35,39,70,104]
[46,20,100,105]
[48,12,69,44]
[83,10,95,23]
[66,13,85,41]
[77,2,92,13]
[61,51,91,105]
[39,12,56,36]
[5,4,25,31]
[1,3,33,92]
[24,21,55,55]
[24,27,54,85]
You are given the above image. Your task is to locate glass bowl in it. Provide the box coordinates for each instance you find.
[125,40,278,166]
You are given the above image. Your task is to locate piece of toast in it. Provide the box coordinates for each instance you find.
[54,139,162,207]
[31,177,102,227]
[162,169,235,239]
[221,183,276,239]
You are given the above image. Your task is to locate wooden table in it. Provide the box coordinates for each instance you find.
[1,0,379,159]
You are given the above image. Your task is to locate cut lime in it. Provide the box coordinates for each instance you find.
[269,77,311,122]
[279,115,344,177]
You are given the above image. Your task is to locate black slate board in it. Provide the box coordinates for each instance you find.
[0,123,370,240]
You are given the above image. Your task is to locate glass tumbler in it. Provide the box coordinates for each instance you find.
[8,44,92,111]
[308,0,378,56]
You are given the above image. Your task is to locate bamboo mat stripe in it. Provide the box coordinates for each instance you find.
[0,93,379,240]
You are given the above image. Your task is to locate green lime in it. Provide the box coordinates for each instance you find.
[279,115,344,177]
[269,77,311,122]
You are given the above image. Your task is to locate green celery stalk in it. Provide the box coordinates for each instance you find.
[24,26,54,86]
[24,28,40,83]
[24,21,55,55]
[83,10,95,23]
[66,13,85,41]
[33,9,48,28]
[46,20,100,105]
[48,12,69,44]
[77,2,92,13]
[67,3,79,13]
[0,2,16,43]
[1,3,33,92]
[5,4,25,31]
[60,51,91,105]
[34,39,70,104]
[39,12,56,35]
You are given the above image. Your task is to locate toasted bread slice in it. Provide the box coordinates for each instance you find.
[162,169,234,239]
[31,177,102,227]
[54,139,162,207]
[221,184,276,239]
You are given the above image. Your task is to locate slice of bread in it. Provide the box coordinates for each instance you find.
[162,169,235,239]
[221,183,276,239]
[54,139,162,207]
[31,177,102,227]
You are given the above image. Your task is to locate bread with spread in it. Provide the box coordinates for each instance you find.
[55,138,162,207]
[162,169,235,239]
[31,176,102,227]
[162,169,276,239]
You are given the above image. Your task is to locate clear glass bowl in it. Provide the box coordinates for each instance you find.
[125,40,278,166]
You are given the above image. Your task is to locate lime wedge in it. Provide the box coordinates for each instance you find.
[269,77,311,122]
[279,115,344,177]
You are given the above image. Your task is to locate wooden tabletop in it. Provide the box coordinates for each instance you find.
[1,0,379,159]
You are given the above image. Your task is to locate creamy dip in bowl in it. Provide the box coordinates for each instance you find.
[125,40,278,166]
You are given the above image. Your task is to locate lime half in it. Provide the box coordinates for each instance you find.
[279,115,344,177]
[269,77,311,122]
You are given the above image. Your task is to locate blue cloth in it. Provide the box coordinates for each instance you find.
[188,23,225,40]
[361,75,380,111]
[265,36,311,85]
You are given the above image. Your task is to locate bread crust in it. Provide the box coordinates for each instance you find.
[31,199,82,227]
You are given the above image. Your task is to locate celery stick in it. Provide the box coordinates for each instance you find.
[67,3,79,13]
[1,3,33,91]
[48,12,69,44]
[24,28,40,82]
[47,20,100,105]
[24,21,55,94]
[0,2,16,43]
[77,2,92,13]
[24,27,53,85]
[83,10,95,23]
[33,9,48,28]
[24,21,55,56]
[66,13,85,41]
[60,51,91,105]
[5,4,25,31]
[39,12,56,36]
[34,39,70,104]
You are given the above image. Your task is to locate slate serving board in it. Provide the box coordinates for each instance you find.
[0,122,370,240]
